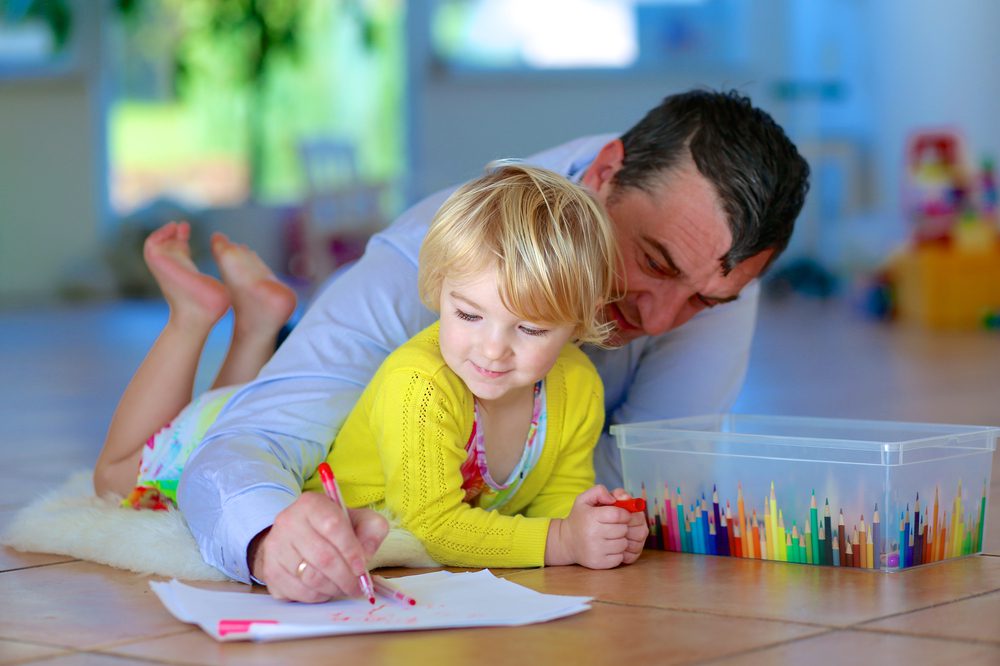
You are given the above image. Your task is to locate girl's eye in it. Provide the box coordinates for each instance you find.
[455,309,480,322]
[519,325,548,337]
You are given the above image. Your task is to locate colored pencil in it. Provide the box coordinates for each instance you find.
[872,504,882,569]
[712,486,724,555]
[804,517,814,565]
[718,510,730,557]
[913,494,922,566]
[978,481,987,553]
[768,482,780,561]
[809,491,820,565]
[776,510,788,562]
[845,538,854,568]
[866,527,874,570]
[904,504,913,567]
[725,501,736,557]
[899,511,906,569]
[751,511,761,559]
[950,481,961,558]
[677,490,689,553]
[662,487,673,551]
[931,487,940,562]
[838,510,847,567]
[852,528,861,568]
[701,496,713,555]
[817,520,827,566]
[858,515,867,569]
[764,501,775,561]
[737,483,749,560]
[824,500,834,567]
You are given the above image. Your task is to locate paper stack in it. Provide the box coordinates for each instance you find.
[151,569,592,642]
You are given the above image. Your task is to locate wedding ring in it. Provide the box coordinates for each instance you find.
[296,560,309,578]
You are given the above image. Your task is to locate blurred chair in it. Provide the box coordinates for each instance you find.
[294,138,387,282]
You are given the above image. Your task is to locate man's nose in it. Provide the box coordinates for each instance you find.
[637,286,690,336]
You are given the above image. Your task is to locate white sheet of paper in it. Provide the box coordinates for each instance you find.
[150,569,592,642]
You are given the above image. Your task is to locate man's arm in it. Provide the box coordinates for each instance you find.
[589,280,761,488]
[177,193,449,583]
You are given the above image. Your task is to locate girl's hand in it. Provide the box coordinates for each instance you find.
[610,487,649,565]
[545,485,645,569]
[248,492,388,603]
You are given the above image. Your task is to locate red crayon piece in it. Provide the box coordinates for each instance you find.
[614,498,647,513]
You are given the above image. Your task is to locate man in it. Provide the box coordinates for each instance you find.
[178,89,810,601]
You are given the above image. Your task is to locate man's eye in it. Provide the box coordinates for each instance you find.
[455,309,480,321]
[645,254,663,274]
[519,326,548,337]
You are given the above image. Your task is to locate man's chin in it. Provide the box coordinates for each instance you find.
[606,328,641,347]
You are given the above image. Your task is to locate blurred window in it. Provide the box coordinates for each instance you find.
[432,0,744,73]
[107,0,404,216]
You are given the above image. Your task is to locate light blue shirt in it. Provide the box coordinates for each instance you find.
[177,135,760,583]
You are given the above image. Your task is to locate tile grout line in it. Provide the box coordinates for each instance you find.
[850,586,1000,626]
[0,558,81,574]
[685,628,841,666]
[849,625,1000,647]
[591,599,835,630]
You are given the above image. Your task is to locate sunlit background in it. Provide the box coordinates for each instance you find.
[2,0,999,332]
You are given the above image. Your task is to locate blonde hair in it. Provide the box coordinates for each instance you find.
[418,162,621,346]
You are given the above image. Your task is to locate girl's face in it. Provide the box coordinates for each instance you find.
[438,266,575,404]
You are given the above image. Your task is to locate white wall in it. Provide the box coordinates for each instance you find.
[869,0,1000,222]
[0,5,106,305]
[403,1,792,200]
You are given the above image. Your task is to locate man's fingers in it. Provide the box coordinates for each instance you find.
[350,508,390,557]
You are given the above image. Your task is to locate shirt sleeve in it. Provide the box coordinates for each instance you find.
[591,280,760,488]
[176,227,440,583]
[374,367,551,568]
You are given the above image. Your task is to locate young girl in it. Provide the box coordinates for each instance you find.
[302,163,647,570]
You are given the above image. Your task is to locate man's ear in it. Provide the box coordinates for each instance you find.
[581,139,625,193]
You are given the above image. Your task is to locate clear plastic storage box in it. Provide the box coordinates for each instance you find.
[611,415,997,571]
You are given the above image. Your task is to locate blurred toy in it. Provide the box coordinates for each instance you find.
[868,131,1000,330]
[904,131,999,249]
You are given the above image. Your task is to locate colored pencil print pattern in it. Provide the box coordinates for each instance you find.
[633,479,989,570]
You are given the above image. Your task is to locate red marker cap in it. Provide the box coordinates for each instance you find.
[613,498,646,513]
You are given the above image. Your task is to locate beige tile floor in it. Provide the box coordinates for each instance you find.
[1,296,999,665]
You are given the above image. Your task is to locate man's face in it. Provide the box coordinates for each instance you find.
[583,142,772,346]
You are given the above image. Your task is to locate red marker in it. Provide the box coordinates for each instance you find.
[317,462,377,605]
[373,574,418,606]
[218,619,278,637]
[613,498,646,513]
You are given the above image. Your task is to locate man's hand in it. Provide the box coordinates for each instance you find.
[248,492,388,602]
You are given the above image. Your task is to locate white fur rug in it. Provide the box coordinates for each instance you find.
[0,470,437,582]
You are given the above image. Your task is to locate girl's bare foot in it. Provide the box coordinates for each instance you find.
[143,222,230,330]
[210,232,297,340]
